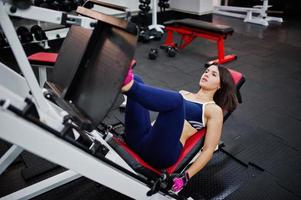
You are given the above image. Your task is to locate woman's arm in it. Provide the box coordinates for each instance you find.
[186,104,223,178]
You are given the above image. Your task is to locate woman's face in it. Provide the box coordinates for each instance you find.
[199,65,221,90]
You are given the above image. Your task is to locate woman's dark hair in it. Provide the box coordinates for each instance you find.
[213,65,238,112]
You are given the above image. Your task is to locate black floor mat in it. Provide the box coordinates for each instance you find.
[222,126,301,197]
[21,151,59,181]
[225,172,300,200]
[181,151,262,200]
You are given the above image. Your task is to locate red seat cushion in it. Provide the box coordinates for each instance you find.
[28,52,58,65]
[108,137,161,179]
[108,129,206,178]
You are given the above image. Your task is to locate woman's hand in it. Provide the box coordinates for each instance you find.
[171,171,190,192]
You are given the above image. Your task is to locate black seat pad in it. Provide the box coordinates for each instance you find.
[164,18,234,35]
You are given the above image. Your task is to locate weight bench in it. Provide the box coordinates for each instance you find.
[163,18,237,65]
[28,52,57,87]
[107,68,245,194]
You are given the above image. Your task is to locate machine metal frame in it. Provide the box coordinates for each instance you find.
[0,2,181,199]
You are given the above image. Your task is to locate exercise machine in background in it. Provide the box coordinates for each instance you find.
[214,0,283,26]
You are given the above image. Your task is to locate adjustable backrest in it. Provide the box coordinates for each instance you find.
[224,68,245,121]
[228,68,245,103]
[108,68,245,180]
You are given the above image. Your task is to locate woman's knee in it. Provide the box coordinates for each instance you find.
[173,93,184,109]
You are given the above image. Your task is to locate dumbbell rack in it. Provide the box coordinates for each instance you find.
[138,0,151,29]
[148,0,164,33]
[1,24,53,49]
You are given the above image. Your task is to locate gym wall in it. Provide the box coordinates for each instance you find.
[92,0,215,16]
[169,0,213,15]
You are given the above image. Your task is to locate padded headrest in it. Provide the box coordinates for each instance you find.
[228,69,243,85]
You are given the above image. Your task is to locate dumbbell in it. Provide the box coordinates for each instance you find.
[61,0,76,12]
[49,0,70,11]
[158,0,169,9]
[148,48,159,60]
[31,25,48,41]
[16,26,33,43]
[149,29,163,41]
[155,32,163,41]
[34,0,52,9]
[138,30,150,43]
[49,0,61,10]
[166,46,176,57]
[73,0,84,7]
[139,4,150,12]
[158,1,169,8]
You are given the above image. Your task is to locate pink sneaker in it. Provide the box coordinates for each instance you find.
[123,59,136,85]
[123,68,134,86]
[130,59,137,69]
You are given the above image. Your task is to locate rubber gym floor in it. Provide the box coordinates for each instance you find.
[0,14,301,200]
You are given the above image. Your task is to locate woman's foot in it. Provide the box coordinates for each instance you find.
[122,76,134,92]
[121,59,136,92]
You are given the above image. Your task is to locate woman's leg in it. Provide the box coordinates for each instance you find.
[139,96,185,168]
[125,80,184,112]
[124,80,185,168]
[124,75,151,151]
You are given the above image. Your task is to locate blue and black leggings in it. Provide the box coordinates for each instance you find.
[124,75,185,169]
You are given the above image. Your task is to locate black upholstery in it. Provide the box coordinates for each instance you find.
[164,18,234,35]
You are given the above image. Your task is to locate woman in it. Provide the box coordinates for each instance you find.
[121,64,237,192]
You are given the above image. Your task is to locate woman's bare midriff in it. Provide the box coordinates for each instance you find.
[180,120,198,146]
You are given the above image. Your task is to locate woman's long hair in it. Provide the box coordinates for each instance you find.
[213,65,238,112]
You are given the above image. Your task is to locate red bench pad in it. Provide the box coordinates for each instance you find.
[28,52,58,65]
[108,129,206,179]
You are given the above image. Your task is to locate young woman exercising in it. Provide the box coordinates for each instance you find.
[121,64,237,192]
